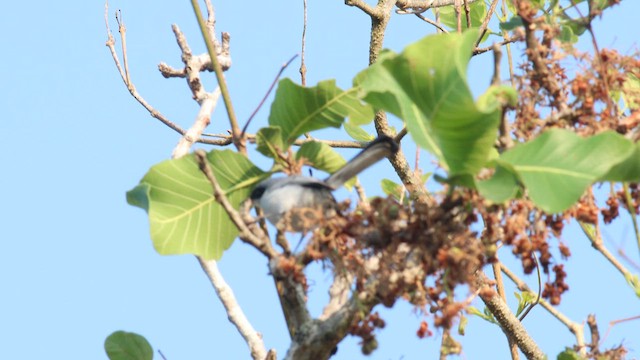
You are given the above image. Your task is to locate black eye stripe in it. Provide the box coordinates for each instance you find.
[250,185,267,200]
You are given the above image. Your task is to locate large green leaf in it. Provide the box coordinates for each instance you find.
[479,129,637,213]
[344,120,375,142]
[104,331,152,360]
[356,30,506,176]
[601,142,640,182]
[268,78,372,146]
[477,162,520,203]
[255,126,284,159]
[296,141,347,173]
[127,150,264,259]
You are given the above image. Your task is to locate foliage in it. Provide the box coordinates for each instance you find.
[104,331,153,360]
[117,0,640,358]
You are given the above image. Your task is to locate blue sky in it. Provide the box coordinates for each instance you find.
[1,1,639,359]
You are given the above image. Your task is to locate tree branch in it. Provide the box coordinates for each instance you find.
[198,258,269,360]
[478,276,546,360]
[190,0,245,153]
[500,264,586,355]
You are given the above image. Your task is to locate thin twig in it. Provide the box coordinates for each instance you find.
[473,35,522,55]
[414,13,449,33]
[190,0,245,154]
[500,0,516,87]
[500,264,586,355]
[195,150,277,259]
[300,0,308,86]
[203,133,368,148]
[475,0,500,47]
[600,314,640,345]
[104,2,193,140]
[455,0,462,33]
[622,183,640,256]
[578,221,639,292]
[241,54,299,137]
[115,10,131,85]
[463,0,471,28]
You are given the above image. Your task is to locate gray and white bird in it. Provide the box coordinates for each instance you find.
[250,136,399,230]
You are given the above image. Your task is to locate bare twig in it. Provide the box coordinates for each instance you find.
[463,0,471,28]
[203,133,368,149]
[622,183,640,256]
[195,150,277,259]
[586,314,600,351]
[475,0,500,47]
[414,13,449,33]
[600,314,640,345]
[473,35,522,55]
[300,0,308,85]
[105,3,194,139]
[395,0,482,13]
[241,54,299,137]
[198,257,269,360]
[501,0,516,87]
[115,10,131,85]
[454,0,462,32]
[500,264,586,355]
[190,0,245,154]
[578,221,639,293]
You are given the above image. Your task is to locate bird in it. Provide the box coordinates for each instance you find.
[250,135,399,231]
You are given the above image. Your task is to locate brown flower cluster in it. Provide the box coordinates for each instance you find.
[297,192,488,351]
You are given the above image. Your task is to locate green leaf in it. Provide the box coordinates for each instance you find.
[435,1,487,30]
[269,78,369,146]
[104,331,153,360]
[621,73,640,110]
[127,150,265,259]
[356,30,506,176]
[458,314,468,336]
[296,141,347,174]
[514,291,536,317]
[602,142,640,182]
[466,306,496,324]
[499,16,523,31]
[499,129,635,213]
[347,101,375,125]
[255,126,284,159]
[344,121,375,142]
[296,141,357,189]
[381,178,405,200]
[477,162,520,203]
[558,24,578,43]
[557,348,588,360]
[624,273,640,298]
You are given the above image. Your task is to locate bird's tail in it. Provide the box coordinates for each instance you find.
[324,135,399,189]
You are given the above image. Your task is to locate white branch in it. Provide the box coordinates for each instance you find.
[198,258,268,360]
